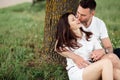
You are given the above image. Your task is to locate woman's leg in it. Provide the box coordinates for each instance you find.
[101,53,120,80]
[102,53,120,69]
[113,68,120,80]
[82,59,113,80]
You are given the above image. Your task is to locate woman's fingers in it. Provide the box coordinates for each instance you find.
[78,61,89,68]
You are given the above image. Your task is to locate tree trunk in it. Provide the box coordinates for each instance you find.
[44,0,79,65]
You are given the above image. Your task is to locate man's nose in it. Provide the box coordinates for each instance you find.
[78,15,82,20]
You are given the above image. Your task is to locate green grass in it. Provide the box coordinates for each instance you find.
[0,1,68,80]
[96,0,120,48]
[0,0,120,80]
[0,2,44,80]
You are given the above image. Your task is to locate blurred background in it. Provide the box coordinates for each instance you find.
[0,0,120,80]
[0,0,32,8]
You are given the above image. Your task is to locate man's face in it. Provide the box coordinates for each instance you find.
[76,5,94,24]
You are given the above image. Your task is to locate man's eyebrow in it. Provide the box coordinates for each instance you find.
[77,11,86,16]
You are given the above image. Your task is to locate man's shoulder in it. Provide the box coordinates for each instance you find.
[93,16,105,23]
[93,16,103,21]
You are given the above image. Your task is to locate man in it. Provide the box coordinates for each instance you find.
[76,0,120,59]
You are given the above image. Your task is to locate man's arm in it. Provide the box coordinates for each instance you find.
[90,36,106,61]
[99,20,113,53]
[101,37,113,53]
[90,37,113,61]
[91,49,106,61]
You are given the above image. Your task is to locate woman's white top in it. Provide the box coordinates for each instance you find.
[66,34,102,70]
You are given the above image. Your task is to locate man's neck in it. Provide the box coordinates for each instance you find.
[83,17,92,28]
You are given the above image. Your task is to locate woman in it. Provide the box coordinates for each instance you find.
[55,12,113,80]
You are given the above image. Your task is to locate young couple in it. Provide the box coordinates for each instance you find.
[55,0,120,80]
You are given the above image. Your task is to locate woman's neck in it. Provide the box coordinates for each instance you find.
[72,29,82,38]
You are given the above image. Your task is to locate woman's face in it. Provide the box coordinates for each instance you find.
[68,14,81,30]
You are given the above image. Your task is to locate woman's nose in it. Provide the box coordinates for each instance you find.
[76,18,81,24]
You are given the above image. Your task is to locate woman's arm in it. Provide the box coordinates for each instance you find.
[55,40,90,68]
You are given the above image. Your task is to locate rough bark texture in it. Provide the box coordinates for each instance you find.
[44,0,79,65]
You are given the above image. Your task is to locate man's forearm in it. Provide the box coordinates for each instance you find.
[101,37,113,53]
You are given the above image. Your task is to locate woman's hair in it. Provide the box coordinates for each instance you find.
[56,12,92,52]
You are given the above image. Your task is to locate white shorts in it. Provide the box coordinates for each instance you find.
[67,66,84,80]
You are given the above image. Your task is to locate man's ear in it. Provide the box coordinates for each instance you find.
[91,10,95,16]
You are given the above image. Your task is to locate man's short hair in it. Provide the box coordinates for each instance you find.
[79,0,96,10]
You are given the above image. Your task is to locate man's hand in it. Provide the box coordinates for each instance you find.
[90,49,105,61]
[72,54,90,68]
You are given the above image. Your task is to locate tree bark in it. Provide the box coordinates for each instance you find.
[44,0,79,65]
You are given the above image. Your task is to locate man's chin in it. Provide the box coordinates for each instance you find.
[81,21,86,24]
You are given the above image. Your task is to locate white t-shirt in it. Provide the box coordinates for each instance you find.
[66,35,102,70]
[82,16,109,42]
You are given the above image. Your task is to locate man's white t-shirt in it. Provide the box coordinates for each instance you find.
[82,16,109,42]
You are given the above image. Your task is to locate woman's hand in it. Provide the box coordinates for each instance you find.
[72,54,90,68]
[90,49,105,61]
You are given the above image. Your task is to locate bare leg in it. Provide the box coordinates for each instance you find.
[113,68,120,80]
[83,59,113,80]
[102,53,120,69]
[102,53,120,80]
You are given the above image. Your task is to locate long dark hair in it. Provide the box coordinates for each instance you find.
[56,12,92,52]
